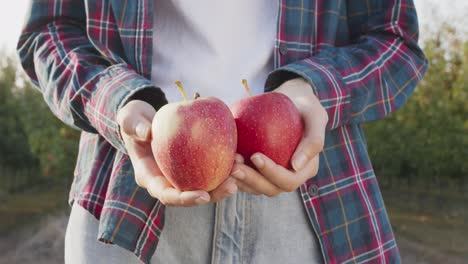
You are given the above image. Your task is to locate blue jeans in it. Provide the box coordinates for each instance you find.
[65,191,323,263]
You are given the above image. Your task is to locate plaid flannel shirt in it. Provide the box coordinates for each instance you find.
[17,0,428,263]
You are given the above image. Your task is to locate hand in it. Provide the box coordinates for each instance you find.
[232,78,328,196]
[117,100,238,206]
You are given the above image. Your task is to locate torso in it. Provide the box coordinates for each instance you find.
[151,0,277,105]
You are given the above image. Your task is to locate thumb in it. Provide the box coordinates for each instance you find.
[291,111,326,172]
[117,101,155,142]
[291,135,323,172]
[121,116,152,141]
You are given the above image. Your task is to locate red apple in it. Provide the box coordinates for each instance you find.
[151,82,237,192]
[231,80,303,169]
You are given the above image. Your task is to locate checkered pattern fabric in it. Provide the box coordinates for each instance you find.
[17,0,427,263]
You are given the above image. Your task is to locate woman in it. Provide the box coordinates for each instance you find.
[17,0,427,263]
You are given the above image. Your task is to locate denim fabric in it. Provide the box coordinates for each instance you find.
[209,191,323,264]
[66,191,323,263]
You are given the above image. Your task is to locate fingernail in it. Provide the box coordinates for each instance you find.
[195,195,210,205]
[251,154,264,169]
[234,155,244,164]
[231,169,245,180]
[135,122,149,139]
[293,152,307,172]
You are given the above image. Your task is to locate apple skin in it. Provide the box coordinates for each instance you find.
[151,97,237,192]
[231,92,303,169]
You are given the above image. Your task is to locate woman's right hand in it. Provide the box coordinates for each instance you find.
[117,100,238,207]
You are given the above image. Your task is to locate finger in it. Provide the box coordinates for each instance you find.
[121,116,152,142]
[236,180,261,195]
[250,153,299,192]
[234,153,244,164]
[229,159,261,194]
[117,100,155,141]
[296,155,320,181]
[253,153,320,192]
[135,159,211,207]
[162,188,211,207]
[231,163,282,197]
[209,177,238,202]
[291,108,327,172]
[131,155,162,188]
[117,100,156,123]
[146,175,210,207]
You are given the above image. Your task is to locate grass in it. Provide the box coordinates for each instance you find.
[0,182,69,235]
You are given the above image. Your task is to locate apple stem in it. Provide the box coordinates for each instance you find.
[194,92,200,100]
[242,79,252,97]
[175,81,189,101]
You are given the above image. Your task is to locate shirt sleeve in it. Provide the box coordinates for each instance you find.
[265,0,428,130]
[16,0,167,153]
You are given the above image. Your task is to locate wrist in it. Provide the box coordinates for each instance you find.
[124,87,168,111]
[274,78,327,122]
[275,78,317,104]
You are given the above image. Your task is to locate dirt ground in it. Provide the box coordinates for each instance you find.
[0,213,67,264]
[1,212,467,264]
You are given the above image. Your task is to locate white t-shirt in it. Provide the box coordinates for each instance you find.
[150,1,323,263]
[151,0,277,105]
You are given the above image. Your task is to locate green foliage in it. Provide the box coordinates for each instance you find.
[0,54,79,181]
[364,25,468,182]
[1,24,466,192]
[0,56,37,168]
[15,78,80,179]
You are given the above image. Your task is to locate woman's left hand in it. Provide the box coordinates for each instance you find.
[231,78,328,196]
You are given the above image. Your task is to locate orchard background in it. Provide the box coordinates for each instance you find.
[0,1,467,263]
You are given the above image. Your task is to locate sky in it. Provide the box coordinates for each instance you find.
[0,0,467,53]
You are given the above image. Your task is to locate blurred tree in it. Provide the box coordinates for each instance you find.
[0,55,38,169]
[0,52,79,181]
[15,75,80,179]
[1,22,467,191]
[365,24,468,187]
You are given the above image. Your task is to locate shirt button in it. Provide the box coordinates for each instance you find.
[279,43,288,55]
[308,184,319,197]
